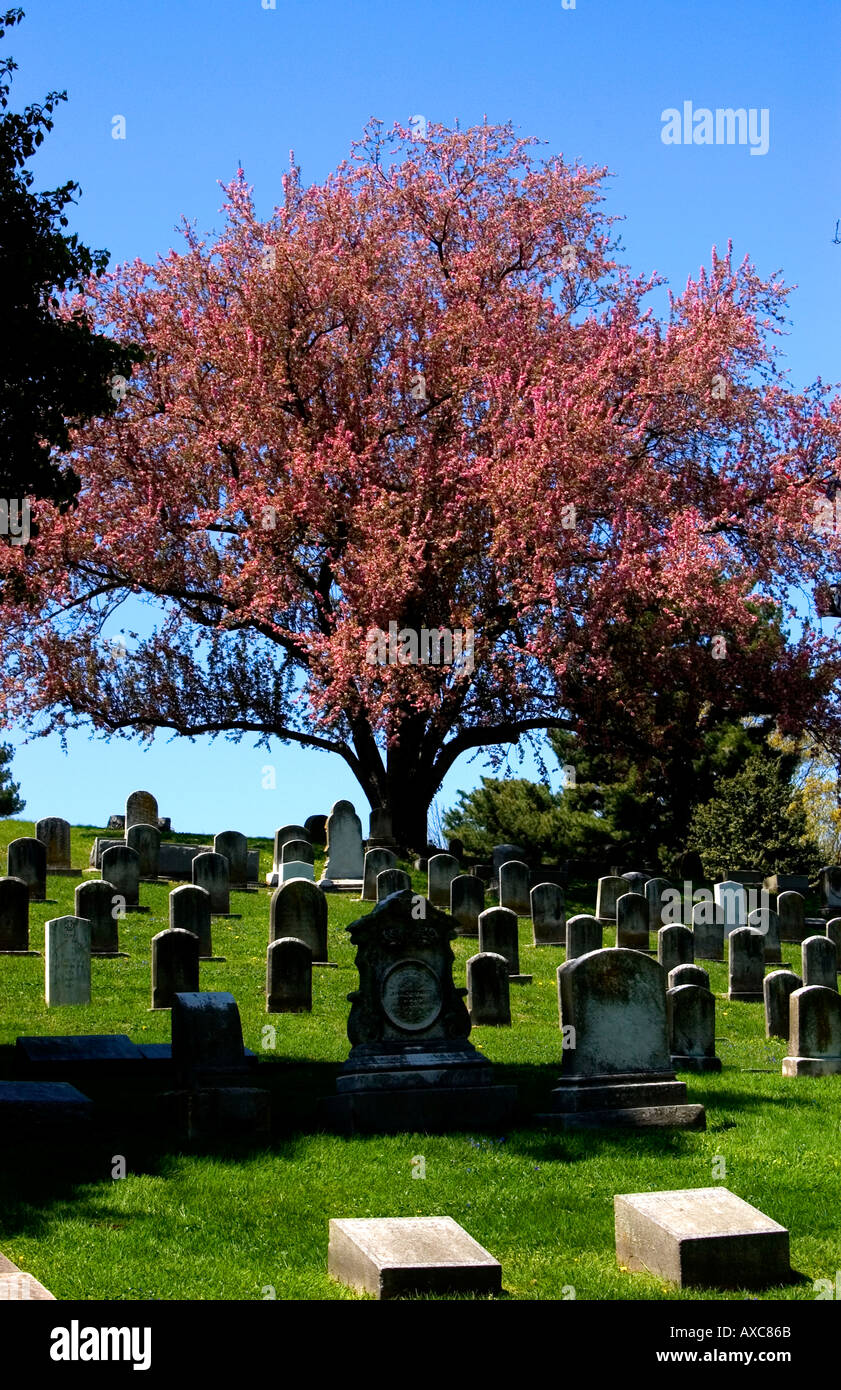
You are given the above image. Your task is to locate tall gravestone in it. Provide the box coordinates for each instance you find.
[427,853,460,910]
[478,907,531,983]
[466,953,511,1026]
[170,991,251,1089]
[126,823,160,879]
[565,914,603,961]
[728,927,764,1002]
[320,801,364,887]
[150,928,199,1010]
[645,878,674,933]
[266,938,312,1013]
[498,860,530,917]
[777,891,806,944]
[75,880,122,955]
[617,893,649,951]
[595,876,625,922]
[35,817,71,871]
[0,877,35,954]
[530,882,565,947]
[270,879,330,964]
[764,969,802,1041]
[658,925,693,974]
[363,848,397,902]
[451,874,484,937]
[541,949,705,1130]
[714,881,747,937]
[125,790,158,832]
[101,844,142,910]
[45,916,91,1007]
[214,831,249,890]
[667,984,720,1072]
[747,906,782,964]
[322,890,516,1132]
[818,866,841,920]
[692,900,724,961]
[802,935,838,989]
[170,884,214,959]
[782,986,841,1076]
[368,809,396,847]
[192,852,233,916]
[7,838,47,902]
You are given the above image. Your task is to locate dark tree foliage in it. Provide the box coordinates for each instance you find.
[0,740,23,815]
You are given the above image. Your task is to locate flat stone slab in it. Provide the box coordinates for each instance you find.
[328,1217,502,1299]
[782,1056,841,1076]
[540,1104,705,1131]
[0,1257,55,1300]
[0,1081,92,1128]
[16,1034,144,1068]
[615,1187,790,1289]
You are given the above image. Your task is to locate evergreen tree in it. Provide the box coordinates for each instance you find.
[0,741,24,815]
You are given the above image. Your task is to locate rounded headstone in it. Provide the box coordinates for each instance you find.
[7,838,47,902]
[267,937,313,1013]
[35,817,71,870]
[125,790,158,832]
[270,879,329,962]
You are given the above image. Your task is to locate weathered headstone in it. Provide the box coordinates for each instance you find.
[75,879,122,955]
[542,949,705,1129]
[692,900,724,961]
[565,914,603,961]
[498,860,530,916]
[100,844,141,910]
[621,871,647,896]
[427,853,460,909]
[45,916,91,1007]
[668,963,710,991]
[451,874,484,937]
[614,1188,790,1289]
[764,969,802,1040]
[728,927,764,1001]
[530,881,565,947]
[782,985,841,1075]
[478,906,531,983]
[192,851,233,916]
[818,865,841,919]
[492,844,525,875]
[266,824,310,885]
[150,929,199,1010]
[269,878,330,963]
[617,893,650,951]
[802,934,838,989]
[676,849,704,882]
[322,889,516,1132]
[362,847,397,902]
[304,814,328,847]
[170,990,251,1087]
[125,790,158,832]
[777,890,806,944]
[7,838,47,902]
[466,952,511,1026]
[126,822,160,879]
[645,877,674,932]
[327,1217,501,1300]
[747,905,782,964]
[827,917,841,962]
[667,984,720,1071]
[368,808,396,846]
[376,868,412,901]
[281,838,314,866]
[714,880,747,936]
[169,884,214,959]
[595,875,626,922]
[35,817,71,870]
[214,831,249,890]
[266,937,312,1013]
[320,800,364,885]
[448,837,464,863]
[658,924,694,974]
[0,877,34,954]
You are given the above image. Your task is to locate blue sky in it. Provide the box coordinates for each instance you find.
[4,0,840,836]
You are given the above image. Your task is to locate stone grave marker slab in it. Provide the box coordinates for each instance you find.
[328,1216,502,1300]
[614,1188,790,1289]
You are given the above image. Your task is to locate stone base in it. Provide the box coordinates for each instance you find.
[47,867,84,877]
[318,879,364,894]
[0,949,40,956]
[0,1081,93,1130]
[321,1085,517,1135]
[91,951,129,959]
[509,974,533,985]
[696,956,725,963]
[541,1071,705,1130]
[728,991,764,1002]
[538,1103,706,1131]
[199,954,227,962]
[314,960,339,968]
[671,1055,722,1073]
[212,913,241,920]
[160,1087,270,1139]
[782,1056,841,1076]
[328,1217,501,1300]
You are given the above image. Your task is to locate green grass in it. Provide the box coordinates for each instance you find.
[1,817,839,1300]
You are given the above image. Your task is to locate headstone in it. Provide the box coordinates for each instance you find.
[478,906,531,983]
[214,831,249,889]
[692,900,724,961]
[150,929,199,1010]
[542,949,705,1130]
[304,814,328,847]
[321,800,364,884]
[466,953,511,1026]
[621,871,647,896]
[270,878,329,963]
[100,844,141,910]
[645,878,674,933]
[802,934,838,989]
[125,790,158,832]
[451,874,484,937]
[668,963,709,990]
[614,1188,790,1289]
[266,824,310,884]
[714,881,747,936]
[565,914,603,961]
[658,924,694,974]
[667,984,720,1071]
[617,893,649,951]
[0,1081,93,1134]
[322,889,516,1133]
[327,1217,501,1300]
[0,877,32,953]
[747,905,782,964]
[818,865,841,919]
[45,916,91,1006]
[595,876,626,922]
[676,849,704,881]
[498,860,530,916]
[126,822,160,878]
[492,844,525,875]
[169,884,213,958]
[448,837,464,863]
[728,927,765,1002]
[192,852,231,916]
[377,868,412,901]
[362,848,397,902]
[530,881,565,947]
[170,990,250,1087]
[282,860,315,882]
[827,917,841,961]
[368,808,395,846]
[777,890,807,944]
[7,838,46,902]
[427,853,460,909]
[75,880,121,955]
[35,817,71,870]
[782,985,841,1076]
[281,838,315,866]
[266,938,312,1013]
[764,969,802,1040]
